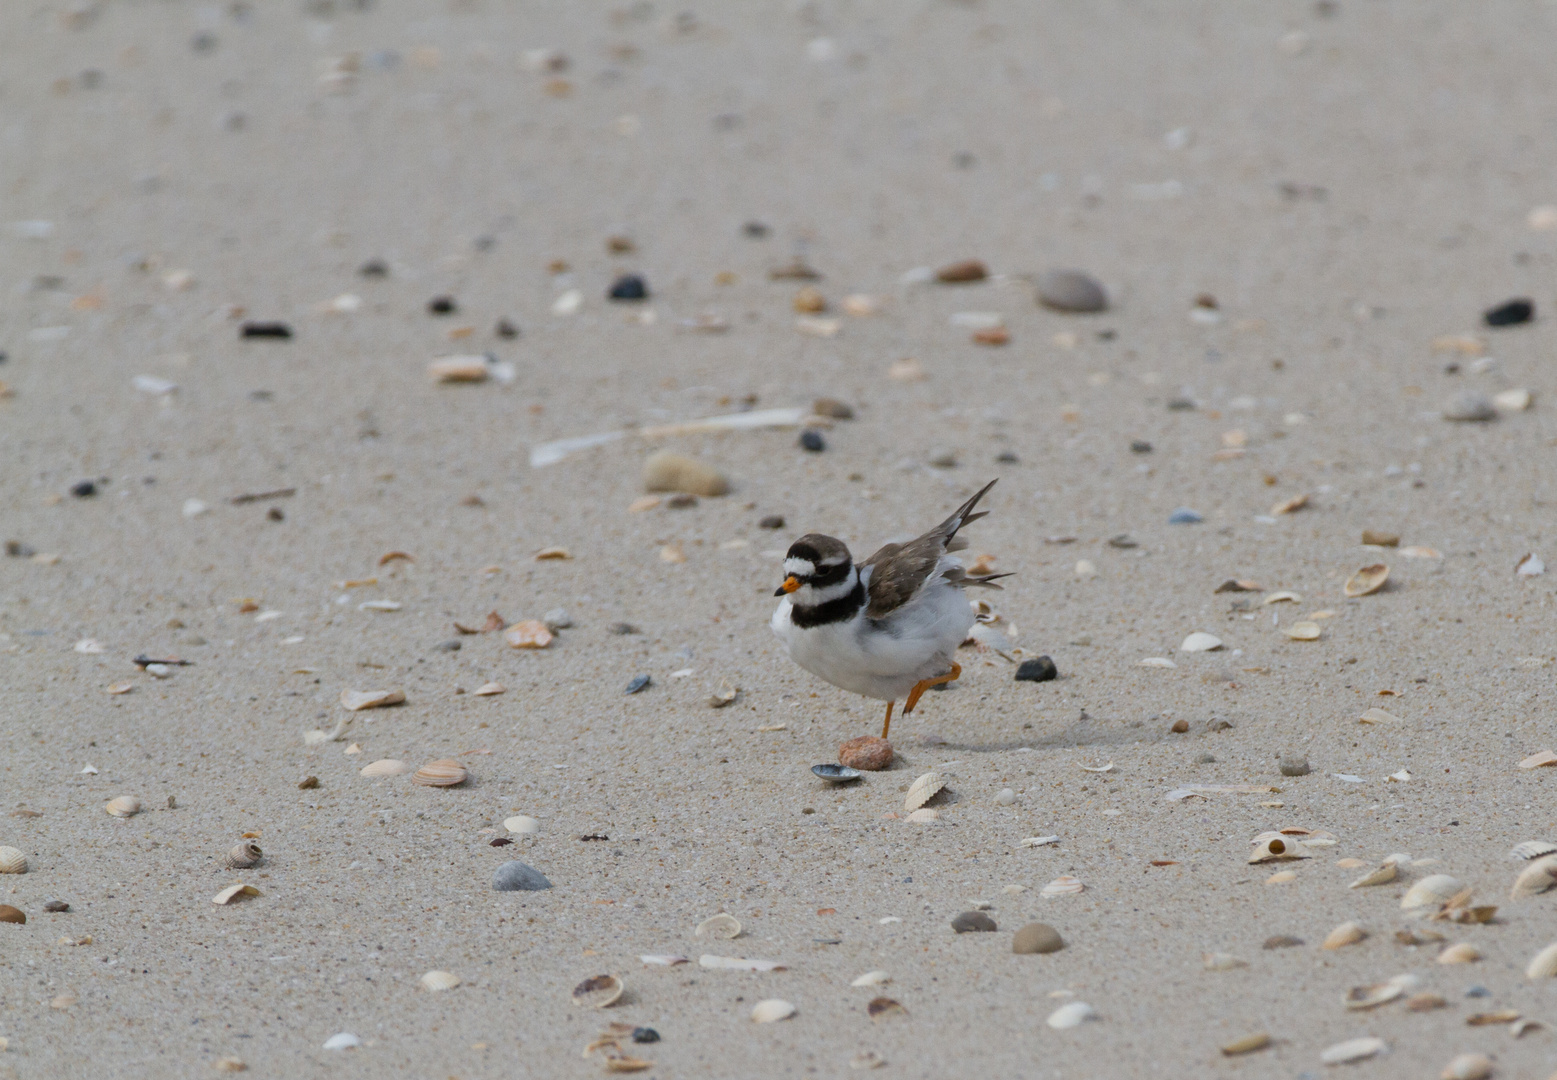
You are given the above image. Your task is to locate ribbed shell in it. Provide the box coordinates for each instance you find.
[359,759,411,778]
[0,846,27,874]
[411,759,468,787]
[904,772,945,812]
[225,842,262,870]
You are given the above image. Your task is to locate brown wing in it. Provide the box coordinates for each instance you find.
[861,479,999,618]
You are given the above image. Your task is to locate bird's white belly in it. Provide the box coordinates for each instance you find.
[771,584,975,702]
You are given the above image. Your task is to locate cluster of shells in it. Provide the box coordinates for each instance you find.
[359,758,468,786]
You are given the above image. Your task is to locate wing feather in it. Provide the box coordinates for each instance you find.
[861,479,1000,618]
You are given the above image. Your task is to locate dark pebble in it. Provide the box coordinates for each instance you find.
[240,321,293,339]
[1108,534,1137,549]
[358,258,389,277]
[1166,397,1196,411]
[190,32,218,52]
[811,397,854,419]
[427,295,457,315]
[1483,298,1534,327]
[5,541,36,557]
[1014,656,1058,683]
[1465,985,1491,998]
[995,450,1018,464]
[495,318,520,338]
[1170,719,1190,734]
[608,622,638,636]
[1263,935,1303,949]
[1130,440,1153,454]
[625,673,652,694]
[742,221,770,238]
[492,860,552,892]
[758,514,785,529]
[951,911,997,933]
[436,640,462,652]
[631,1027,660,1044]
[70,480,97,498]
[490,837,513,847]
[666,493,699,509]
[608,274,649,301]
[43,900,69,913]
[798,429,826,452]
[266,507,284,522]
[298,776,319,790]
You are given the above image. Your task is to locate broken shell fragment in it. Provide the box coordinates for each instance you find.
[1525,941,1557,979]
[1403,874,1464,911]
[212,884,260,905]
[504,815,540,834]
[904,772,945,812]
[428,356,488,383]
[904,808,939,823]
[0,847,27,874]
[360,759,411,778]
[1180,632,1223,652]
[1405,992,1448,1011]
[1320,1037,1386,1065]
[1397,927,1447,946]
[1350,863,1399,888]
[698,955,785,972]
[642,451,729,497]
[1511,854,1557,898]
[866,997,906,1021]
[750,999,796,1024]
[504,620,554,649]
[411,759,468,787]
[1248,837,1310,864]
[1437,943,1481,964]
[473,682,506,696]
[1344,975,1414,1010]
[1203,952,1247,971]
[104,796,141,818]
[572,975,624,1009]
[1220,1033,1271,1057]
[1517,750,1557,769]
[1045,1001,1098,1029]
[420,970,461,991]
[224,842,262,870]
[1040,876,1084,898]
[339,688,405,711]
[1440,1053,1493,1080]
[1344,564,1390,597]
[1321,921,1367,949]
[1285,621,1323,641]
[695,913,742,940]
[1270,493,1309,516]
[1512,840,1557,860]
[852,970,891,987]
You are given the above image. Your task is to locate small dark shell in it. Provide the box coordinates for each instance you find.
[624,674,652,695]
[0,904,24,924]
[812,764,863,783]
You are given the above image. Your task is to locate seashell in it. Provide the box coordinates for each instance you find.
[1406,992,1448,1011]
[1320,1037,1386,1065]
[1517,750,1557,769]
[224,842,262,870]
[695,913,741,940]
[1285,621,1322,640]
[1396,927,1447,946]
[1321,921,1366,949]
[1202,952,1246,971]
[357,599,401,612]
[602,1054,653,1073]
[812,763,863,783]
[571,974,624,1008]
[104,796,141,818]
[504,815,540,834]
[50,993,77,1009]
[1438,905,1497,924]
[1344,563,1390,597]
[1265,870,1297,884]
[1359,707,1400,724]
[212,884,260,905]
[1437,942,1481,964]
[213,1057,246,1072]
[750,999,796,1024]
[0,904,24,924]
[904,808,939,823]
[428,355,488,383]
[1179,631,1222,652]
[1525,941,1557,979]
[1345,973,1419,1011]
[1045,1001,1098,1029]
[1336,858,1365,868]
[1350,863,1398,888]
[412,758,468,787]
[708,682,738,708]
[1248,837,1309,863]
[1270,492,1309,515]
[1511,854,1557,898]
[0,846,28,874]
[1467,1010,1521,1026]
[420,970,461,991]
[1040,876,1084,898]
[1021,835,1060,848]
[503,620,553,649]
[904,772,945,812]
[339,688,404,711]
[852,970,891,987]
[698,955,785,972]
[866,996,906,1021]
[473,682,506,696]
[360,759,411,778]
[639,955,688,966]
[1261,591,1301,605]
[642,451,730,497]
[1440,1053,1493,1080]
[1511,840,1557,860]
[849,1051,885,1071]
[838,736,893,771]
[321,1032,360,1051]
[1402,874,1463,910]
[1511,1018,1544,1037]
[1220,1032,1271,1056]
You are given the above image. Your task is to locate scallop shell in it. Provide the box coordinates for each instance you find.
[1321,921,1366,949]
[750,999,796,1024]
[695,913,741,940]
[1512,854,1557,898]
[1320,1037,1386,1065]
[1440,1053,1493,1080]
[0,846,27,874]
[224,841,262,870]
[571,974,624,1008]
[1040,876,1084,898]
[1526,941,1557,979]
[1437,942,1481,965]
[411,758,468,787]
[104,796,141,818]
[420,970,461,991]
[1344,563,1390,597]
[1402,874,1463,910]
[1045,1001,1098,1029]
[212,883,260,905]
[904,772,945,812]
[1349,862,1398,888]
[504,815,540,834]
[1248,837,1309,863]
[1511,840,1557,860]
[904,808,939,823]
[360,759,411,778]
[1285,621,1322,640]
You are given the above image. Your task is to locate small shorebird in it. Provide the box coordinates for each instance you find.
[769,479,1008,739]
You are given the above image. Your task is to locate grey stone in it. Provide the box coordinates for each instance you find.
[1036,269,1108,313]
[951,911,997,933]
[1278,754,1311,777]
[1012,922,1064,954]
[492,860,552,892]
[1443,391,1496,422]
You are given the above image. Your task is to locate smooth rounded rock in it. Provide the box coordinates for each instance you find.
[492,860,552,892]
[1484,298,1533,327]
[1014,656,1057,682]
[1443,391,1496,422]
[607,274,648,301]
[642,451,730,497]
[838,736,893,771]
[1036,270,1108,313]
[1278,754,1311,777]
[1012,922,1064,954]
[1168,507,1203,525]
[951,911,997,933]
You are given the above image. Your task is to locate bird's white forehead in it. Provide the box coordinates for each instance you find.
[784,557,816,577]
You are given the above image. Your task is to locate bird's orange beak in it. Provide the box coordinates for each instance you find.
[775,575,801,596]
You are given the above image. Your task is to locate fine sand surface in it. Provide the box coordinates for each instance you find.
[3,2,1557,1077]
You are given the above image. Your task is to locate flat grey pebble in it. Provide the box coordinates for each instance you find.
[1194,752,1216,764]
[436,639,462,652]
[927,449,958,468]
[492,860,552,892]
[1036,269,1108,313]
[543,608,573,631]
[1443,391,1496,422]
[1279,754,1311,777]
[951,911,997,933]
[625,673,652,694]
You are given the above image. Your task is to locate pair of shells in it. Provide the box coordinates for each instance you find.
[105,796,140,818]
[0,846,27,874]
[904,772,945,812]
[1401,874,1464,911]
[225,842,262,870]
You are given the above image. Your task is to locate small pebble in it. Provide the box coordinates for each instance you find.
[666,493,698,508]
[608,622,638,635]
[492,860,552,892]
[1170,719,1190,734]
[1464,985,1490,998]
[1014,656,1058,683]
[608,274,648,301]
[1194,752,1216,764]
[1166,397,1196,411]
[631,1027,660,1044]
[936,259,987,283]
[742,221,770,238]
[811,397,854,419]
[358,258,388,277]
[993,788,1016,806]
[240,321,292,339]
[838,736,893,771]
[1483,298,1533,327]
[759,514,785,529]
[927,449,958,468]
[995,450,1018,464]
[1036,269,1108,313]
[427,295,457,315]
[435,639,461,652]
[1279,754,1311,777]
[43,900,69,913]
[298,776,319,789]
[951,911,997,933]
[625,674,652,695]
[1012,923,1064,954]
[495,318,519,338]
[1442,391,1497,422]
[543,608,573,631]
[798,429,826,452]
[1130,440,1153,454]
[1263,935,1304,949]
[70,480,97,498]
[1168,507,1203,525]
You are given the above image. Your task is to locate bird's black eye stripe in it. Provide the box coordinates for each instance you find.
[809,560,852,587]
[787,542,822,563]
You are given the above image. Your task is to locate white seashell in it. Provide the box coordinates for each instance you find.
[1402,874,1464,910]
[695,913,741,940]
[0,846,27,874]
[904,808,939,823]
[750,999,796,1024]
[411,759,468,787]
[639,954,689,966]
[993,788,1016,805]
[571,974,624,1008]
[1321,921,1367,950]
[851,970,890,987]
[1179,632,1222,653]
[104,796,141,818]
[1265,870,1298,884]
[340,688,405,711]
[1344,974,1418,1010]
[1515,551,1545,576]
[1511,854,1557,898]
[360,759,411,778]
[473,682,506,696]
[904,772,946,812]
[1440,1053,1493,1080]
[698,955,785,972]
[73,638,105,653]
[1344,563,1390,597]
[357,600,401,612]
[1045,1001,1098,1029]
[1358,707,1399,724]
[1137,657,1176,668]
[1285,621,1322,640]
[1526,941,1557,979]
[1248,837,1310,863]
[1203,952,1247,971]
[1261,591,1301,605]
[1040,876,1084,898]
[1021,836,1060,848]
[1437,943,1481,965]
[504,815,540,834]
[420,970,461,991]
[1349,863,1398,888]
[212,883,260,905]
[1319,1036,1386,1065]
[322,1032,360,1051]
[1511,840,1557,860]
[1518,750,1557,769]
[224,841,262,870]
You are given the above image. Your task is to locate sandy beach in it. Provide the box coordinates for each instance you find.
[3,2,1557,1077]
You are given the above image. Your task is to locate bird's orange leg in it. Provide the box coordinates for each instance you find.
[880,700,895,740]
[902,662,962,716]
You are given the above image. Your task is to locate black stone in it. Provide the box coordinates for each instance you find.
[70,480,97,498]
[1484,298,1534,327]
[5,541,35,558]
[427,295,457,315]
[798,429,825,452]
[742,221,770,238]
[995,450,1018,464]
[1130,440,1153,453]
[494,318,519,338]
[608,274,648,301]
[758,514,785,529]
[358,258,389,277]
[266,507,284,522]
[631,1028,660,1044]
[240,321,292,339]
[1015,656,1058,683]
